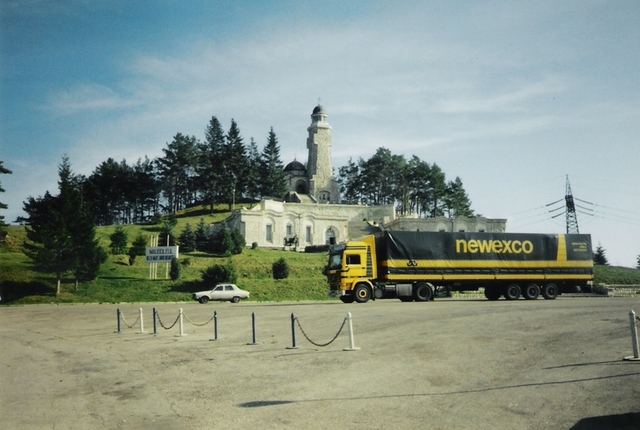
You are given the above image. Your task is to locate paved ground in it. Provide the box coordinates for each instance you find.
[2,296,640,429]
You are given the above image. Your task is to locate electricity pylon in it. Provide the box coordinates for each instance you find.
[565,175,579,234]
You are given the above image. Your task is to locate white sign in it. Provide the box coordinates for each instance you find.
[145,246,179,263]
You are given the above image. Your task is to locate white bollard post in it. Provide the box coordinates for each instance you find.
[624,310,640,361]
[343,312,361,351]
[177,308,186,337]
[137,307,146,334]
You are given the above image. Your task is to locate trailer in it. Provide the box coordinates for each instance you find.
[327,231,593,303]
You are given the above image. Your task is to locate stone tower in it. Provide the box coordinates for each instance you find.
[306,104,340,203]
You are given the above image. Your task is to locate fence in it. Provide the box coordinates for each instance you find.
[116,307,360,351]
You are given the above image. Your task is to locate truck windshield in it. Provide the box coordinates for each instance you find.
[328,245,345,270]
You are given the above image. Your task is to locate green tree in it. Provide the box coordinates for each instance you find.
[195,218,211,252]
[20,156,105,294]
[221,119,248,210]
[128,234,147,265]
[159,220,176,246]
[444,177,474,218]
[197,116,225,213]
[169,258,181,281]
[230,227,245,255]
[109,226,128,254]
[337,157,361,204]
[0,160,12,241]
[636,254,640,270]
[593,244,609,266]
[259,127,288,199]
[272,257,290,280]
[157,133,198,213]
[178,223,196,253]
[246,137,262,201]
[201,263,237,287]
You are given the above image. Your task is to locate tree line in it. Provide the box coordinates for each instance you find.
[84,117,288,225]
[30,115,475,228]
[338,147,473,218]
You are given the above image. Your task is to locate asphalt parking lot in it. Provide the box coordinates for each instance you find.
[2,296,640,429]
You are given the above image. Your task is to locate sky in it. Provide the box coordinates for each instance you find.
[1,0,639,267]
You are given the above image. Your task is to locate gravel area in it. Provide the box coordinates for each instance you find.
[2,297,640,429]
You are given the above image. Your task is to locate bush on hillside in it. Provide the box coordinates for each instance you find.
[272,257,290,280]
[201,263,237,287]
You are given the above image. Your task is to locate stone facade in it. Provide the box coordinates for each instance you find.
[225,199,395,249]
[385,216,506,233]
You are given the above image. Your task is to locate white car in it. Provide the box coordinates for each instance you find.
[192,284,250,304]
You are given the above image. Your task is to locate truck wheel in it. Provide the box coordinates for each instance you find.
[354,284,372,303]
[199,296,209,304]
[504,284,521,300]
[523,283,540,300]
[484,286,501,301]
[542,283,558,300]
[340,295,355,303]
[414,283,433,302]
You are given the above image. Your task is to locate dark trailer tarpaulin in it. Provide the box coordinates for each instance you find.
[376,231,592,262]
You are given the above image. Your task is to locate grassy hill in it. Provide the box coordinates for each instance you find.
[0,206,328,305]
[2,208,640,305]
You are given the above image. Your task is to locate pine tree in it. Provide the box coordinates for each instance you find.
[593,244,609,266]
[195,218,211,252]
[178,223,196,253]
[259,128,288,199]
[20,156,105,294]
[221,119,248,210]
[128,234,147,265]
[445,177,474,218]
[109,226,128,254]
[197,116,225,213]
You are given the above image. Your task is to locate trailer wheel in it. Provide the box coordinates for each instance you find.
[484,286,501,301]
[414,283,433,302]
[523,283,540,300]
[504,284,521,300]
[542,283,558,300]
[354,284,372,303]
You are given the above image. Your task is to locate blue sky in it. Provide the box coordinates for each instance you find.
[1,0,639,267]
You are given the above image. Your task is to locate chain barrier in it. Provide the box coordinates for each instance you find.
[156,312,180,330]
[183,312,215,327]
[295,315,347,347]
[636,315,640,322]
[120,311,140,329]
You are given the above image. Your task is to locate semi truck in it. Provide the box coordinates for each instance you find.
[327,231,593,303]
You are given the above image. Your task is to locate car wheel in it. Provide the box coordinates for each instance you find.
[231,296,240,303]
[199,296,209,304]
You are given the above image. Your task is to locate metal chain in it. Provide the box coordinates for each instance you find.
[183,313,215,327]
[295,316,347,347]
[636,315,640,322]
[120,312,140,329]
[156,312,180,330]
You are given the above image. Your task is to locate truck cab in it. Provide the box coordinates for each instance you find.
[327,236,377,303]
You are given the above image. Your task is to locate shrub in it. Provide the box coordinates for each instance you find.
[201,263,237,287]
[169,258,181,281]
[272,257,290,280]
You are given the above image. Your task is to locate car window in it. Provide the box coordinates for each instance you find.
[214,286,223,291]
[225,285,234,291]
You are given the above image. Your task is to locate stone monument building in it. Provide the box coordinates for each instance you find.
[220,104,506,249]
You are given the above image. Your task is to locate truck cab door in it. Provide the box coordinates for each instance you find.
[345,253,366,280]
